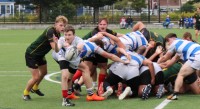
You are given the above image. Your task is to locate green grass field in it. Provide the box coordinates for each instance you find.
[0,28,200,109]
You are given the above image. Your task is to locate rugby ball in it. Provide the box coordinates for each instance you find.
[65,46,78,61]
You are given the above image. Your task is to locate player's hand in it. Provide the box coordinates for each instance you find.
[155,46,163,54]
[147,43,154,50]
[53,34,58,43]
[96,32,104,39]
[123,59,130,64]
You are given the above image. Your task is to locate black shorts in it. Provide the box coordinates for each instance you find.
[84,53,108,65]
[25,53,47,69]
[104,70,123,88]
[184,72,197,84]
[139,70,151,85]
[195,25,200,30]
[155,71,164,85]
[59,60,77,74]
[140,28,150,41]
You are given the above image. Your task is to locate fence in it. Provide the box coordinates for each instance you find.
[0,9,168,24]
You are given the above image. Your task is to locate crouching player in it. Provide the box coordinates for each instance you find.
[139,62,165,99]
[101,49,154,100]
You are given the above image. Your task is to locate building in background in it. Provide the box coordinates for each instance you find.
[0,0,15,17]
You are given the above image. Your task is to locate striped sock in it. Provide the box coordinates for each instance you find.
[86,87,94,96]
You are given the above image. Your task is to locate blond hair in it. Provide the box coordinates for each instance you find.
[55,15,68,25]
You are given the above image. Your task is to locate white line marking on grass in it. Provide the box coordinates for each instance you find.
[154,99,171,109]
[44,72,61,84]
[0,71,28,72]
[0,74,30,77]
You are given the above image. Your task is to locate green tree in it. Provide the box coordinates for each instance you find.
[181,2,195,13]
[69,0,118,23]
[115,0,146,13]
[16,0,76,22]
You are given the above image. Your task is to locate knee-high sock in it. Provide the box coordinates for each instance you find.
[98,74,106,88]
[62,90,68,98]
[72,70,82,82]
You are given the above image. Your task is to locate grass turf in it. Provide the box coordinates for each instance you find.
[0,28,199,109]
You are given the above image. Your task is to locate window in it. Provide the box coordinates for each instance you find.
[6,5,11,14]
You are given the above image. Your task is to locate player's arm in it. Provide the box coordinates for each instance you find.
[142,59,155,85]
[96,46,129,64]
[159,53,180,69]
[157,51,173,64]
[148,46,164,61]
[87,33,104,42]
[46,29,61,52]
[100,32,125,49]
[116,47,131,62]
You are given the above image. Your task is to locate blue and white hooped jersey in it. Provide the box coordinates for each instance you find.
[121,51,145,66]
[119,31,148,51]
[101,36,117,54]
[79,40,104,58]
[168,38,200,61]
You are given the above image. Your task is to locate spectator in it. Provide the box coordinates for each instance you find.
[184,17,189,29]
[120,16,126,29]
[179,17,184,29]
[163,15,170,28]
[126,16,133,29]
[188,16,194,28]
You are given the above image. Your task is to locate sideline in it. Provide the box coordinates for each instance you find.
[44,72,61,84]
[154,99,171,109]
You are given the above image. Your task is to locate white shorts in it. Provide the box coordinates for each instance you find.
[139,62,162,75]
[187,53,200,70]
[109,62,139,80]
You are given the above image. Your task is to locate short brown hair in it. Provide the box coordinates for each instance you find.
[55,15,68,25]
[183,32,192,39]
[64,25,75,35]
[98,18,108,24]
[165,33,177,42]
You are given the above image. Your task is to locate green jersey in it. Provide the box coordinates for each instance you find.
[149,31,165,45]
[194,13,200,26]
[82,27,117,40]
[26,26,60,57]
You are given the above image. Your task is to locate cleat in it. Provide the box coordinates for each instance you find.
[142,84,152,100]
[167,93,178,100]
[31,89,44,96]
[67,93,80,100]
[116,82,123,97]
[97,82,104,96]
[73,83,82,92]
[101,87,113,98]
[156,85,165,99]
[86,93,105,101]
[23,95,31,101]
[62,98,75,106]
[118,87,131,100]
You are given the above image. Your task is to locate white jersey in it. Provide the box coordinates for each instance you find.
[52,36,83,69]
[101,37,117,54]
[119,31,148,51]
[139,62,162,75]
[109,51,145,80]
[168,38,200,61]
[79,40,104,58]
[121,51,145,67]
[91,34,118,54]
